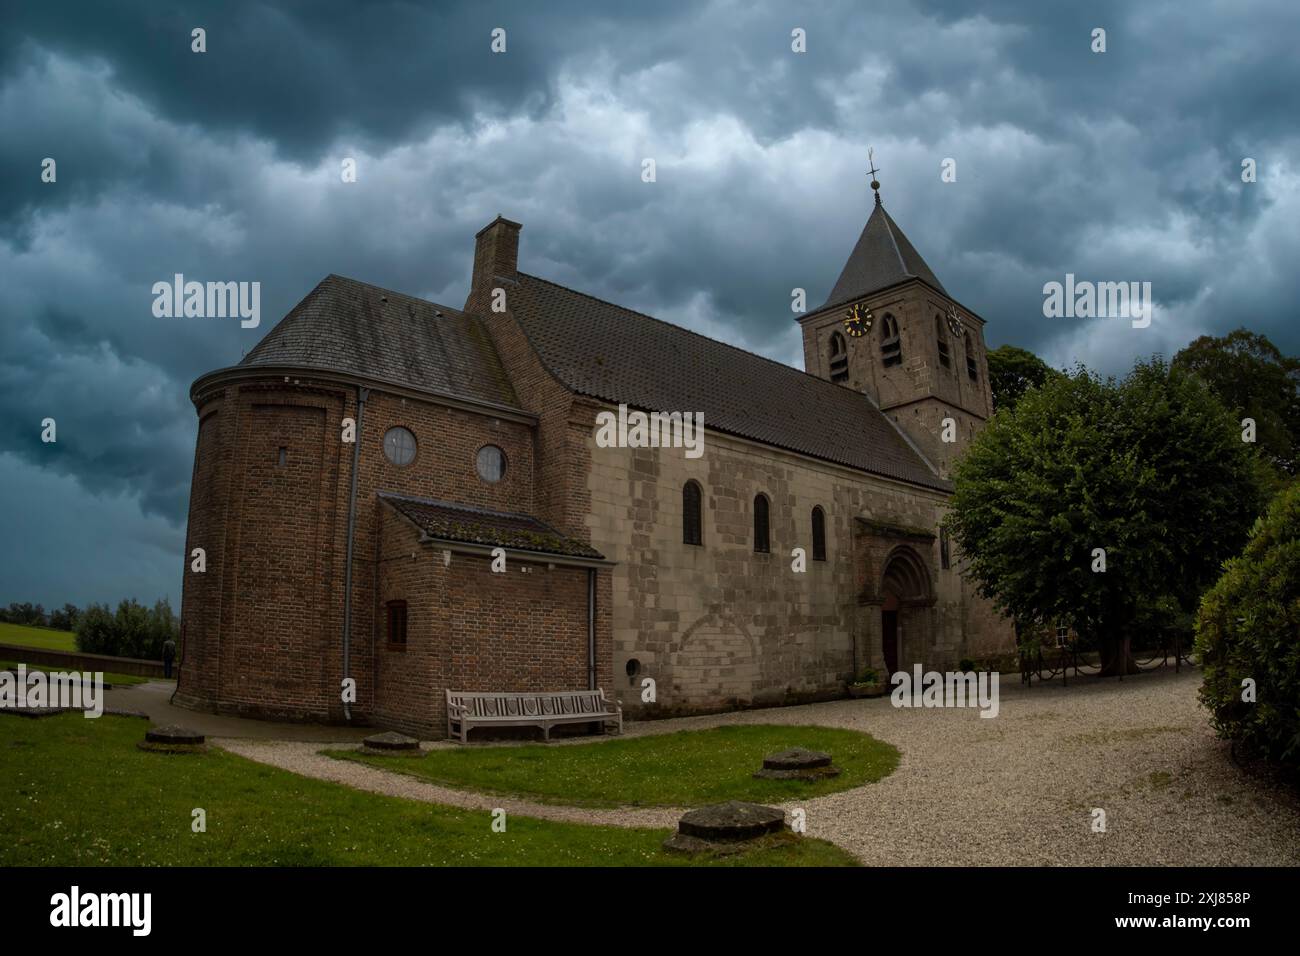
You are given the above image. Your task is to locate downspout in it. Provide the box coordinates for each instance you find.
[341,386,370,721]
[587,568,596,690]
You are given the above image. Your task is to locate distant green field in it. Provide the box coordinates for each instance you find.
[0,623,76,651]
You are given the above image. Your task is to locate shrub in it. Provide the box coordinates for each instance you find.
[74,598,178,660]
[74,604,117,655]
[1195,482,1300,768]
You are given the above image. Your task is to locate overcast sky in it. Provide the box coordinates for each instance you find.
[2,0,1298,610]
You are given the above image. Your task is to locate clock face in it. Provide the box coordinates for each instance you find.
[946,308,963,338]
[843,303,873,337]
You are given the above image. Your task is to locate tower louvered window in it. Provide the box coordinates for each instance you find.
[881,313,902,367]
[936,314,951,369]
[966,340,978,381]
[829,331,849,382]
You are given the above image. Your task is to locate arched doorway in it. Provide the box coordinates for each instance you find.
[879,546,934,676]
[881,591,900,675]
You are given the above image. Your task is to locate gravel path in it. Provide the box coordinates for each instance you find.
[217,668,1300,865]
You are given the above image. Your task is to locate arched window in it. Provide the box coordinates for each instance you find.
[828,331,849,383]
[753,494,770,553]
[811,506,827,561]
[881,313,902,367]
[935,314,951,369]
[683,481,703,546]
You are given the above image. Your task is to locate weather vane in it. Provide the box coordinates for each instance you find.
[868,147,881,203]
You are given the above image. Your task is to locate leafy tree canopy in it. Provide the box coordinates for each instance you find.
[1173,328,1300,478]
[987,344,1061,413]
[948,358,1263,675]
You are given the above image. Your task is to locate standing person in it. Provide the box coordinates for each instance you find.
[162,636,177,679]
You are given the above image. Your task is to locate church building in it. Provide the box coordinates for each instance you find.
[175,181,1015,737]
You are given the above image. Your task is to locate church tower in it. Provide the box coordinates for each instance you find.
[797,169,993,477]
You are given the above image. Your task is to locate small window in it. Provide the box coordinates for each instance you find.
[753,494,770,554]
[1055,623,1070,647]
[683,481,703,546]
[829,331,849,383]
[383,426,417,466]
[811,506,827,562]
[277,446,287,467]
[386,600,408,647]
[936,314,951,369]
[881,313,902,368]
[940,526,951,570]
[476,445,506,483]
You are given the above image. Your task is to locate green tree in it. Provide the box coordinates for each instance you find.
[1173,329,1300,478]
[987,344,1060,412]
[74,604,116,655]
[1195,481,1300,768]
[948,359,1262,676]
[48,603,80,631]
[144,598,178,660]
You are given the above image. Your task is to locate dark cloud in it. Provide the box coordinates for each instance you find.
[1,0,1298,606]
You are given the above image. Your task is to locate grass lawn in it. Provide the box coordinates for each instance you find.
[0,713,856,867]
[0,660,154,687]
[331,724,900,807]
[0,623,76,651]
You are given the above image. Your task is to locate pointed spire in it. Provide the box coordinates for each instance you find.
[822,167,947,309]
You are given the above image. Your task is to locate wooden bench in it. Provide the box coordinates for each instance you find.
[446,689,622,743]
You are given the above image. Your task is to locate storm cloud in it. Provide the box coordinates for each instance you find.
[2,0,1297,607]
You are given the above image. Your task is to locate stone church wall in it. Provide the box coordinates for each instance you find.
[584,415,1014,717]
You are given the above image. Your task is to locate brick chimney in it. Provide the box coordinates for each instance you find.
[467,215,522,314]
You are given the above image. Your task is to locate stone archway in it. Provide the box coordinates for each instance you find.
[880,545,934,676]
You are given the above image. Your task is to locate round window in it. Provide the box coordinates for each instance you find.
[476,445,506,483]
[383,427,417,466]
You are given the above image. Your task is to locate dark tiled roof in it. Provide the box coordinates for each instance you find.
[823,200,947,309]
[508,273,951,492]
[240,274,518,409]
[379,492,605,560]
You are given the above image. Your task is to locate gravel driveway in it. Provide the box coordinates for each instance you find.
[218,667,1300,865]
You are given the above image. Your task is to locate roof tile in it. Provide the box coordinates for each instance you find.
[509,273,951,492]
[239,275,518,408]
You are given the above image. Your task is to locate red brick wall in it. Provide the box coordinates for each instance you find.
[176,400,229,707]
[471,301,598,543]
[176,364,617,734]
[374,504,614,738]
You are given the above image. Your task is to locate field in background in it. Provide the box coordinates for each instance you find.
[0,623,76,651]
